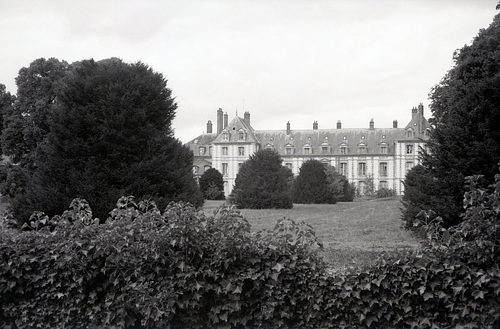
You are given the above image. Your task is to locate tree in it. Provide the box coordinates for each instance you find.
[9,58,203,222]
[232,149,293,209]
[0,84,15,155]
[324,165,355,202]
[199,168,225,200]
[406,14,500,226]
[293,160,336,204]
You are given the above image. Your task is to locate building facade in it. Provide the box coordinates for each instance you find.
[186,105,430,197]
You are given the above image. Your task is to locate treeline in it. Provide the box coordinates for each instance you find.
[0,58,203,224]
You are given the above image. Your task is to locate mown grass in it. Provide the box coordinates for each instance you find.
[203,197,421,271]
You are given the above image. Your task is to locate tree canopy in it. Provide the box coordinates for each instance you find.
[232,149,293,209]
[293,160,336,204]
[3,58,202,222]
[405,14,500,226]
[199,168,225,200]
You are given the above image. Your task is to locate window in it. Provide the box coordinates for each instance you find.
[193,166,199,174]
[238,147,245,156]
[222,163,228,175]
[358,162,366,176]
[340,145,348,155]
[321,146,329,154]
[285,163,293,170]
[406,161,414,172]
[286,147,293,155]
[379,162,388,177]
[379,181,388,189]
[238,130,245,140]
[406,129,414,139]
[358,143,367,154]
[303,147,311,155]
[204,165,211,172]
[222,132,229,141]
[380,144,388,154]
[199,147,206,156]
[222,147,228,155]
[209,146,212,156]
[340,162,348,176]
[406,144,413,154]
[238,162,243,171]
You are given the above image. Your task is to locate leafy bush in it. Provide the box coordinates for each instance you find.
[199,168,225,200]
[1,170,499,328]
[376,187,396,198]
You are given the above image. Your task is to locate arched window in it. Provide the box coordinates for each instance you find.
[238,129,245,140]
[406,129,414,139]
[358,143,368,154]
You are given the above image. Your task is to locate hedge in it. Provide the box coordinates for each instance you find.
[1,172,499,328]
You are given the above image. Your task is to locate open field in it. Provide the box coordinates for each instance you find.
[203,198,421,270]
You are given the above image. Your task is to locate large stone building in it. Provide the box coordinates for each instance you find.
[186,104,430,196]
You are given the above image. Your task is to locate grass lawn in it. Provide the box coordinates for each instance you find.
[203,197,421,271]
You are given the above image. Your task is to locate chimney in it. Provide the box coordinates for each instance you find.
[411,106,417,117]
[207,120,213,134]
[313,121,318,130]
[369,118,374,130]
[393,120,398,128]
[244,111,250,126]
[223,112,228,128]
[337,120,342,129]
[286,121,291,135]
[418,103,424,116]
[217,108,223,134]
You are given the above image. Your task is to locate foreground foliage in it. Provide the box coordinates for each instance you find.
[405,13,500,227]
[1,171,499,328]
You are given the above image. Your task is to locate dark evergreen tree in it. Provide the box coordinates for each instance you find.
[324,164,354,202]
[293,160,336,204]
[199,168,225,200]
[10,58,202,222]
[232,149,293,209]
[405,14,500,226]
[0,83,15,156]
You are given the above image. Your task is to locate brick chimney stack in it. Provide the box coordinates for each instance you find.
[337,120,342,129]
[393,120,398,128]
[217,108,223,134]
[286,121,291,135]
[207,120,213,134]
[369,118,374,130]
[313,121,318,130]
[244,111,250,126]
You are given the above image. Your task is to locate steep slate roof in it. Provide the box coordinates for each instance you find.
[255,128,407,155]
[213,116,258,144]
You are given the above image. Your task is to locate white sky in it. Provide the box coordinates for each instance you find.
[0,0,497,143]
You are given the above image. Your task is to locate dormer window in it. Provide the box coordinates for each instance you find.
[285,144,294,155]
[222,131,229,141]
[379,143,388,154]
[199,146,206,156]
[320,142,330,154]
[238,129,245,140]
[406,129,414,139]
[340,143,348,155]
[358,143,368,154]
[303,144,312,155]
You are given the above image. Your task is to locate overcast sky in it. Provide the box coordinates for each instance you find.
[0,0,497,142]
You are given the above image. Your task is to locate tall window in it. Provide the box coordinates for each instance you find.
[222,132,229,141]
[238,147,245,156]
[222,147,228,155]
[238,130,245,140]
[406,144,413,154]
[380,144,388,154]
[358,162,366,176]
[340,145,348,155]
[285,163,293,170]
[286,147,293,155]
[303,147,311,155]
[199,147,206,155]
[193,166,199,174]
[222,163,228,175]
[406,129,414,139]
[340,162,348,176]
[379,162,388,176]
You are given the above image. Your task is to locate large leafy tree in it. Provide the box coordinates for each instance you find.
[232,149,293,209]
[10,58,202,221]
[406,14,500,226]
[199,168,225,200]
[0,83,15,156]
[293,160,336,204]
